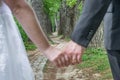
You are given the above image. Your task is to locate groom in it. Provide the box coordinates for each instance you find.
[62,0,120,79]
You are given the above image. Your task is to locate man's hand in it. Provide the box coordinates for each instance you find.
[62,40,85,65]
[43,46,70,67]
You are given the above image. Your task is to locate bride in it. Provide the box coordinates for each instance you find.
[0,0,70,80]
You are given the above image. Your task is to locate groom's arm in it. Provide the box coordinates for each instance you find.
[62,0,112,65]
[71,0,111,47]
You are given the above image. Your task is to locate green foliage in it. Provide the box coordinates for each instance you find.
[85,48,104,55]
[24,42,37,51]
[43,0,61,17]
[78,1,83,11]
[80,48,107,67]
[43,0,61,31]
[77,48,112,79]
[15,18,29,42]
[66,0,77,7]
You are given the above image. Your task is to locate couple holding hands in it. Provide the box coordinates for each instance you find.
[1,0,120,80]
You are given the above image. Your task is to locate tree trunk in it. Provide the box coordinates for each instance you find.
[58,0,66,36]
[30,0,52,34]
[88,22,104,48]
[58,0,82,38]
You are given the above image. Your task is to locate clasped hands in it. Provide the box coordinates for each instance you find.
[44,40,85,67]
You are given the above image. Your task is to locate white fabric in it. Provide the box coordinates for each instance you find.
[0,1,34,80]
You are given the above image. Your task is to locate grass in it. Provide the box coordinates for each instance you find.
[77,48,113,79]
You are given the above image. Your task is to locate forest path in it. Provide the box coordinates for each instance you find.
[28,33,113,80]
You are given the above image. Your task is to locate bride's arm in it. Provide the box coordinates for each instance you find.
[4,0,50,52]
[4,0,69,67]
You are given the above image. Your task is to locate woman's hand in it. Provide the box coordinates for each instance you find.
[43,46,70,67]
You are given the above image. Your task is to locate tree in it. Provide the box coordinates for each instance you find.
[89,22,104,48]
[30,0,52,34]
[58,0,104,47]
[43,0,61,32]
[58,0,82,38]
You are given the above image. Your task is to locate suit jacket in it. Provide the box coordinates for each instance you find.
[71,0,120,50]
[104,3,114,49]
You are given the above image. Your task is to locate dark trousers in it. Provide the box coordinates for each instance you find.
[107,50,120,80]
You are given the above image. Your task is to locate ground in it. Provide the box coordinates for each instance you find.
[28,33,113,80]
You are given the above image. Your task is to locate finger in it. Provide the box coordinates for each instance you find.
[52,58,61,67]
[55,59,62,67]
[61,54,70,67]
[71,55,77,65]
[76,54,82,64]
[64,54,70,66]
[58,54,67,67]
[77,54,80,64]
[60,56,66,67]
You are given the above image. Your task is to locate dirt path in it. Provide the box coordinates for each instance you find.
[28,33,113,80]
[28,49,47,80]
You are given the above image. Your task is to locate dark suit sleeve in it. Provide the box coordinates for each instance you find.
[71,0,111,47]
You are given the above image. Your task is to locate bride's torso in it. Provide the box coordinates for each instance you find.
[0,1,11,14]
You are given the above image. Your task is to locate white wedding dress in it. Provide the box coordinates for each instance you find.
[0,1,34,80]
